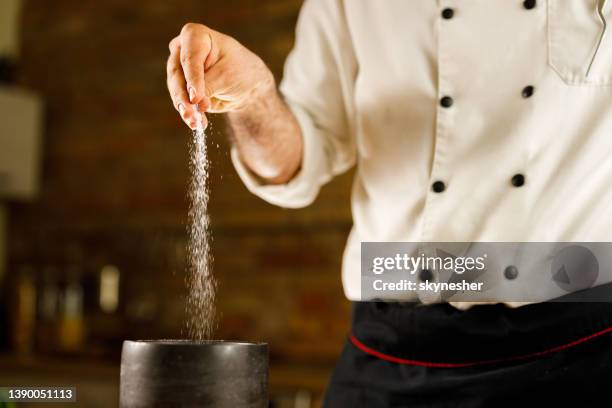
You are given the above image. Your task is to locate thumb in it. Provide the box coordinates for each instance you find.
[203,60,247,113]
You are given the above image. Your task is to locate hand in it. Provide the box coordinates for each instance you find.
[167,23,275,130]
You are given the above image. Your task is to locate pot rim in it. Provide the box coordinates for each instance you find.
[123,339,267,346]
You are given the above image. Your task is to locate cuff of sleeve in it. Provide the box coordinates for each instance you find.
[230,102,327,209]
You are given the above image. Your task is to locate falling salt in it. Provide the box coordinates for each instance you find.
[185,108,217,340]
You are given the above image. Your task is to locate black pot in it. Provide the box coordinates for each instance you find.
[120,340,268,408]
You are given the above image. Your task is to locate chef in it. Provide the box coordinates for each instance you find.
[166,0,612,405]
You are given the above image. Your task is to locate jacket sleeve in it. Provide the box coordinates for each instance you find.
[231,0,357,208]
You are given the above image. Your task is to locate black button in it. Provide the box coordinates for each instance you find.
[523,0,536,9]
[419,269,434,282]
[432,181,446,193]
[504,265,519,280]
[440,96,454,108]
[441,8,454,19]
[522,85,535,98]
[511,173,525,187]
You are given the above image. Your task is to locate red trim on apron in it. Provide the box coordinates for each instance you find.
[349,326,612,368]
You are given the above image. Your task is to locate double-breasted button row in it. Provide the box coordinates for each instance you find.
[433,4,532,195]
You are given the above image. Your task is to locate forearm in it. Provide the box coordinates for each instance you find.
[227,81,303,185]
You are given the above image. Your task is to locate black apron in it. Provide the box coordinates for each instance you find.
[324,293,612,407]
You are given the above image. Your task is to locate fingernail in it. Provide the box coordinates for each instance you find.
[178,103,185,116]
[189,87,196,103]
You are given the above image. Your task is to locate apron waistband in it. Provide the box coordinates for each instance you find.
[351,286,612,365]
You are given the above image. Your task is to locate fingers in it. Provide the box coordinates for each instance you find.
[167,40,188,110]
[167,40,195,129]
[167,23,222,130]
[180,23,213,109]
[167,37,209,130]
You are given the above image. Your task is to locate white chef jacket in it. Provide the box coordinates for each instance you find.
[231,0,612,305]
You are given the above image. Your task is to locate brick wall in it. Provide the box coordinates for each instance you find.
[7,0,354,365]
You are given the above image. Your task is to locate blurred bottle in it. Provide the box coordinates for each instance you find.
[57,268,85,352]
[36,266,60,353]
[10,266,36,356]
[99,265,120,314]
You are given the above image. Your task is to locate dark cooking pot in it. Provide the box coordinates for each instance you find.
[120,340,268,408]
